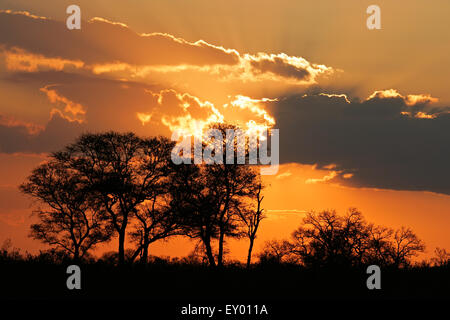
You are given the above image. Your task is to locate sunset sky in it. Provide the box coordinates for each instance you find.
[0,0,449,261]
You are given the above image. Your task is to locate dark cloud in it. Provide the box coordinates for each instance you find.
[0,112,84,153]
[0,70,184,154]
[0,11,335,87]
[272,93,450,195]
[249,56,311,81]
[4,69,171,129]
[0,11,239,67]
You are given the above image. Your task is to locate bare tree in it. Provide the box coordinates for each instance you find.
[284,209,425,268]
[431,247,450,267]
[390,226,425,268]
[20,160,112,261]
[239,182,265,268]
[258,240,293,264]
[288,209,366,267]
[365,224,394,265]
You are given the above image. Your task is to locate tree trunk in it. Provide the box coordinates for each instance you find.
[73,245,80,263]
[118,230,126,265]
[203,237,216,268]
[118,212,129,265]
[246,237,255,269]
[141,240,149,264]
[217,229,225,268]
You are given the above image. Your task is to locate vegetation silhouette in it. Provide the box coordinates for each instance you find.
[169,123,263,268]
[42,132,177,265]
[1,129,448,300]
[19,129,266,268]
[19,159,112,262]
[259,208,425,269]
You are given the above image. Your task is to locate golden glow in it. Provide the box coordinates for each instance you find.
[1,4,449,263]
[0,9,47,20]
[228,95,276,125]
[367,89,438,106]
[40,86,86,122]
[137,89,277,141]
[4,48,84,72]
[319,93,351,103]
[137,112,152,125]
[405,94,439,106]
[305,171,338,184]
[415,111,437,119]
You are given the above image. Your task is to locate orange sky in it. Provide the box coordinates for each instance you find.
[0,1,449,261]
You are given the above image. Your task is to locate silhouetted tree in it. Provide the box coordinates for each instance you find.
[20,160,112,261]
[206,162,259,267]
[204,124,261,267]
[129,194,182,263]
[365,224,394,265]
[258,240,293,264]
[238,182,265,268]
[169,124,261,268]
[431,247,450,267]
[389,226,425,268]
[288,209,369,267]
[54,132,174,265]
[272,209,425,268]
[169,162,219,267]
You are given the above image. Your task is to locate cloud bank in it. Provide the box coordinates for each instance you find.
[0,10,333,85]
[272,90,450,194]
